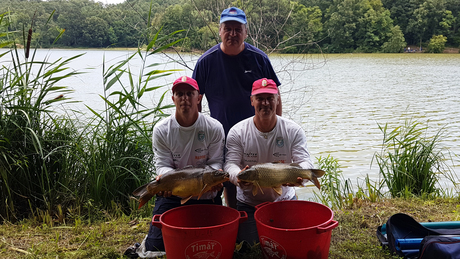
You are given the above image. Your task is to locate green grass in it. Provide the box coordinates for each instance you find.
[1,197,460,258]
[373,119,456,198]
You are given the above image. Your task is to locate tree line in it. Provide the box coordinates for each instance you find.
[1,0,459,53]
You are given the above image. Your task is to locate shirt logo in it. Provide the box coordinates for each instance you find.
[197,131,205,142]
[244,152,258,158]
[273,152,286,158]
[244,70,252,73]
[276,137,284,148]
[195,148,207,153]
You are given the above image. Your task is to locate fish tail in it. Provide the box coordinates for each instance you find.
[132,182,149,196]
[311,169,326,178]
[138,193,155,209]
[312,176,321,190]
[132,182,157,209]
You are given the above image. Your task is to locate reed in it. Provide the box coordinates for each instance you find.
[74,28,183,216]
[0,8,184,221]
[0,15,81,221]
[372,119,455,198]
[315,154,354,210]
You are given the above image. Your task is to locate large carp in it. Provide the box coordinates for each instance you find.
[237,162,325,196]
[133,166,229,208]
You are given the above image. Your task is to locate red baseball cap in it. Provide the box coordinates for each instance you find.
[172,76,199,92]
[251,78,278,96]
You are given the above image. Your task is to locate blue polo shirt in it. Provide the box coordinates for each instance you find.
[193,42,281,135]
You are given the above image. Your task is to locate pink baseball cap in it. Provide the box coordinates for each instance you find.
[172,76,199,92]
[251,78,278,96]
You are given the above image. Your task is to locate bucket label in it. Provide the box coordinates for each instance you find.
[185,240,222,259]
[260,236,287,259]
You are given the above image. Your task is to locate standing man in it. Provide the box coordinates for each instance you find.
[144,76,225,254]
[224,78,313,245]
[193,6,282,209]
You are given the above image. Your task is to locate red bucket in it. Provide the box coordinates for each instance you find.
[152,204,247,259]
[254,201,338,259]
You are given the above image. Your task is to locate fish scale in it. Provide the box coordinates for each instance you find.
[132,166,229,208]
[237,162,326,196]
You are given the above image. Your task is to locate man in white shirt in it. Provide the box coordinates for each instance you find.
[145,76,225,252]
[224,78,313,245]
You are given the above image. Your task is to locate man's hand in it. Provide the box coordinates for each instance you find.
[155,174,172,197]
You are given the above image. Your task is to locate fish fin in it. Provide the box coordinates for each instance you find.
[197,184,209,200]
[181,196,193,205]
[133,182,156,209]
[311,169,326,178]
[273,186,283,195]
[252,185,258,196]
[312,176,321,190]
[137,193,155,209]
[251,182,264,196]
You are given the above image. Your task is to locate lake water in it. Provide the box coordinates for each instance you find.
[1,49,459,199]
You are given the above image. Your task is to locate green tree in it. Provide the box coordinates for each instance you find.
[381,0,418,41]
[439,10,458,46]
[427,34,447,53]
[324,0,396,53]
[355,0,394,52]
[282,3,323,53]
[381,25,406,52]
[197,23,219,50]
[234,0,323,53]
[406,0,446,46]
[81,16,109,47]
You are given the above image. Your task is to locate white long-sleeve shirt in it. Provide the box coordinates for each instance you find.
[152,113,225,200]
[224,115,313,207]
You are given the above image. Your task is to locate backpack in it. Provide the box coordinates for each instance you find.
[418,236,460,259]
[376,213,460,259]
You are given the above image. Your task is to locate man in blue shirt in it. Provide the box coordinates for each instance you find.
[193,7,282,209]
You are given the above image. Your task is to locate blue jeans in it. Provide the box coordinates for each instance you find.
[145,195,222,252]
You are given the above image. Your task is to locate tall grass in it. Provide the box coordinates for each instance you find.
[0,8,184,222]
[315,155,354,210]
[72,28,183,217]
[373,119,455,198]
[0,11,82,221]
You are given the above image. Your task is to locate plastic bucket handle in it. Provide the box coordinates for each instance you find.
[239,211,248,224]
[316,220,338,234]
[151,214,162,229]
[255,201,272,210]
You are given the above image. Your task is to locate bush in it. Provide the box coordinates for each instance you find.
[427,35,447,53]
[373,119,454,198]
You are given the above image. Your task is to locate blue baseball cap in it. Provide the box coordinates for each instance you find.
[220,7,247,24]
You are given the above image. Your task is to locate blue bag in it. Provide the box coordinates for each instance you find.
[418,236,460,259]
[377,213,460,259]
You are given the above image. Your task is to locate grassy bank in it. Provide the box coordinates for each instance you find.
[1,197,459,258]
